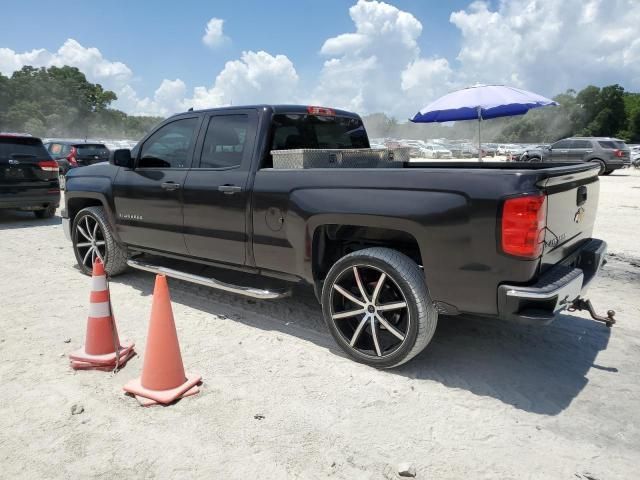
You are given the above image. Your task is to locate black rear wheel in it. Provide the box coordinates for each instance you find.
[321,247,437,368]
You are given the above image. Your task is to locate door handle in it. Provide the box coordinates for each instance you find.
[218,185,243,194]
[161,182,181,191]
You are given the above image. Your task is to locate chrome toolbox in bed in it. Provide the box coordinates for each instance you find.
[271,148,410,169]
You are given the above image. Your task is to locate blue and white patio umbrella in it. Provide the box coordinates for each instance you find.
[411,84,558,161]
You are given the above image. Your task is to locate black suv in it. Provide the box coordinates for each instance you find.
[44,141,110,172]
[0,134,60,218]
[523,137,630,175]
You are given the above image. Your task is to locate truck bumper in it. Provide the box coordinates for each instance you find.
[498,239,606,325]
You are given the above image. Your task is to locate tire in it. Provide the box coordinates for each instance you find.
[321,247,438,368]
[591,159,606,175]
[34,204,56,219]
[72,206,128,276]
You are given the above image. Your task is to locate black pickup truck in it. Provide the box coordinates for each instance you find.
[62,105,611,368]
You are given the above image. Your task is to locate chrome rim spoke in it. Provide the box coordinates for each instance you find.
[333,284,366,307]
[82,247,92,266]
[352,267,370,303]
[330,264,410,359]
[370,317,382,356]
[76,225,91,241]
[375,313,405,341]
[350,316,369,347]
[76,215,105,268]
[332,308,366,320]
[371,272,386,304]
[376,301,407,312]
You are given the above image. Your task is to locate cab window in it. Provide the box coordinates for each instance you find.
[198,115,249,169]
[139,117,199,169]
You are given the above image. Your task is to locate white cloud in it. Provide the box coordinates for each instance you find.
[449,0,640,95]
[119,79,188,117]
[202,18,229,49]
[0,39,132,89]
[313,0,437,118]
[185,50,299,109]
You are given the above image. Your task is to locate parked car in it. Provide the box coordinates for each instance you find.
[522,137,630,175]
[0,134,60,218]
[44,141,110,189]
[630,145,640,168]
[413,144,453,159]
[45,141,110,168]
[482,143,498,157]
[63,104,608,368]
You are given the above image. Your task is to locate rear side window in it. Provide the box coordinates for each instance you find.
[571,140,591,148]
[139,117,199,168]
[76,144,109,156]
[198,115,248,169]
[271,114,369,150]
[552,139,571,149]
[0,137,49,160]
[598,140,627,149]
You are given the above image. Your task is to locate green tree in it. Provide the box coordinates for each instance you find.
[0,65,163,140]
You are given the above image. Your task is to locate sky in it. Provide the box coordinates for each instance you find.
[1,0,639,119]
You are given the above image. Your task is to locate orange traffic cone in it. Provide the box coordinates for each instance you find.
[123,274,201,406]
[69,258,135,370]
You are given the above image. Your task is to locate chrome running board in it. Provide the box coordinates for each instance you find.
[127,259,291,300]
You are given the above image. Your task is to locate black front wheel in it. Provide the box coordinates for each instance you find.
[321,247,438,368]
[72,206,128,276]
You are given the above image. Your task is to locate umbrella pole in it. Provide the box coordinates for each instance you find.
[477,106,483,163]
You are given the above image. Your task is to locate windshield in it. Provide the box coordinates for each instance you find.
[271,114,369,150]
[0,137,49,160]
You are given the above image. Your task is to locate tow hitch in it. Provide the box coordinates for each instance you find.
[568,297,616,328]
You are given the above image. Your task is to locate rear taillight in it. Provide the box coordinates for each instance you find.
[38,160,59,172]
[307,106,335,116]
[67,146,78,166]
[613,149,624,158]
[501,194,547,259]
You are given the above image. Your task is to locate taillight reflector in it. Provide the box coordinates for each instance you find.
[38,160,59,172]
[307,106,335,116]
[613,149,624,158]
[501,194,547,258]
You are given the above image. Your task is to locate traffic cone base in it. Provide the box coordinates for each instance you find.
[123,372,201,405]
[133,384,200,407]
[69,340,135,366]
[70,347,136,371]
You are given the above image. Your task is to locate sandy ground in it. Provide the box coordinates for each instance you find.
[1,168,639,480]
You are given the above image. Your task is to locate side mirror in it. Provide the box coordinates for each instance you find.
[110,149,134,168]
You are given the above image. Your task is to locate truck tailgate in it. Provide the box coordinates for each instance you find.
[538,165,600,272]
